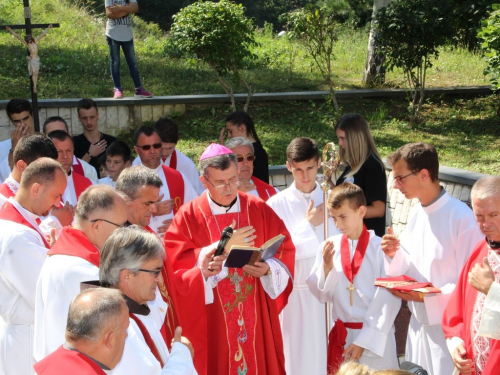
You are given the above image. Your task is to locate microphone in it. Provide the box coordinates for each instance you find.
[214,226,233,257]
[400,361,428,375]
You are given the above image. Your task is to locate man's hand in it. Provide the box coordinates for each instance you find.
[219,127,226,145]
[88,140,107,159]
[156,219,172,238]
[11,124,29,150]
[343,343,364,361]
[243,261,270,278]
[48,229,57,248]
[172,326,194,359]
[200,248,227,279]
[226,225,256,251]
[51,202,75,227]
[389,289,424,303]
[322,240,335,279]
[468,257,495,295]
[381,227,399,259]
[452,343,474,374]
[306,199,324,227]
[154,195,174,216]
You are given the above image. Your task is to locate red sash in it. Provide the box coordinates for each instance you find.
[252,177,277,202]
[0,183,14,199]
[33,345,106,375]
[169,150,177,170]
[129,313,165,367]
[0,201,49,248]
[327,320,364,373]
[47,227,100,267]
[73,158,85,177]
[340,224,370,285]
[162,165,184,214]
[72,172,93,201]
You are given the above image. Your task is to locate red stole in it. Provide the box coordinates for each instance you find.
[169,150,177,170]
[72,158,85,177]
[340,225,370,286]
[0,183,14,199]
[129,313,165,367]
[252,176,277,202]
[33,345,106,375]
[47,227,100,267]
[443,240,500,375]
[72,172,93,201]
[162,165,184,214]
[0,201,49,248]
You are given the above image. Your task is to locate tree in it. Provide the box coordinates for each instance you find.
[478,4,500,90]
[374,0,454,120]
[170,0,257,112]
[284,1,349,112]
[363,0,391,87]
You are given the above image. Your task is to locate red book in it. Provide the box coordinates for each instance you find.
[374,275,441,294]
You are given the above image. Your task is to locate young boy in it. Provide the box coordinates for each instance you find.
[306,182,399,373]
[98,140,131,187]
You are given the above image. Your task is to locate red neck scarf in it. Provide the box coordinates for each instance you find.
[47,227,100,267]
[0,201,49,248]
[72,158,85,177]
[169,150,177,170]
[340,224,370,284]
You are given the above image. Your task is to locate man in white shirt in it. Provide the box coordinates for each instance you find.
[34,185,128,362]
[0,158,67,375]
[381,142,483,375]
[42,116,98,184]
[132,117,204,195]
[267,137,340,375]
[133,126,197,236]
[0,99,35,182]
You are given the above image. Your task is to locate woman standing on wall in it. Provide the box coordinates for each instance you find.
[335,113,387,236]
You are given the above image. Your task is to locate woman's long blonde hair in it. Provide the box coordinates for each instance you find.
[335,114,384,177]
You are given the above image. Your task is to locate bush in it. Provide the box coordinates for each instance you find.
[478,4,500,89]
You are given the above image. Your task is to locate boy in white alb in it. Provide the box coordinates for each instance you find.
[98,140,131,187]
[307,183,400,373]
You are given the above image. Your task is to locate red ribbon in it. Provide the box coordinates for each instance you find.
[340,224,370,284]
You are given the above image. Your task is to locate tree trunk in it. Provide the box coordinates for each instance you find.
[363,0,391,87]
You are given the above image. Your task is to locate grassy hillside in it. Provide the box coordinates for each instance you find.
[0,0,489,100]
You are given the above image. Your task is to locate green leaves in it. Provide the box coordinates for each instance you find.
[477,5,500,89]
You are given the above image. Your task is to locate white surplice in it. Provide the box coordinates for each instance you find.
[146,164,198,235]
[307,231,400,370]
[134,149,205,195]
[479,281,500,339]
[0,198,48,375]
[97,175,117,188]
[385,191,484,375]
[33,254,100,362]
[111,291,195,375]
[266,182,340,375]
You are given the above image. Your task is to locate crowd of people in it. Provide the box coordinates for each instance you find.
[0,97,498,375]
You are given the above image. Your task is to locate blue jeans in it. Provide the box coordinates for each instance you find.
[106,36,142,89]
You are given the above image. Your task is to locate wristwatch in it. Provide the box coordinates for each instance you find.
[87,151,93,158]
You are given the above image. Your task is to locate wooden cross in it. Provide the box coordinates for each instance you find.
[230,271,243,293]
[347,282,355,306]
[0,0,60,132]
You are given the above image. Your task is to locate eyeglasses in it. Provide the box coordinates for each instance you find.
[236,155,256,163]
[137,268,162,277]
[393,171,418,185]
[204,176,241,190]
[136,143,162,151]
[90,218,125,228]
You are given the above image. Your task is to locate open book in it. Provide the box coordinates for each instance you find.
[224,234,285,268]
[374,275,441,294]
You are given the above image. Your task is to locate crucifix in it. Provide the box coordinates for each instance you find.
[347,282,356,306]
[230,271,243,293]
[0,0,59,132]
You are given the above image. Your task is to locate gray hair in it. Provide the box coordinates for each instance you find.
[199,153,238,179]
[115,166,162,201]
[66,288,125,342]
[75,185,124,224]
[20,157,65,190]
[225,137,254,154]
[471,176,500,201]
[99,226,165,287]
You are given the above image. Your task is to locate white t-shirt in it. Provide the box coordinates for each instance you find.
[105,0,136,42]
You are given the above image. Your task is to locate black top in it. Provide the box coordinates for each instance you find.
[252,140,269,184]
[336,152,387,237]
[73,132,117,178]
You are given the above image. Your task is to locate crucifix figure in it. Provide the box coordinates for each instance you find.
[347,282,355,306]
[230,270,243,293]
[0,0,59,132]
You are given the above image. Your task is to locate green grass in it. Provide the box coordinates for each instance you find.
[0,0,489,99]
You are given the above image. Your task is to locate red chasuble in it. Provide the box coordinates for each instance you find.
[47,227,100,267]
[443,239,500,375]
[0,183,14,199]
[162,165,184,214]
[164,191,295,375]
[251,177,277,202]
[33,345,106,375]
[72,173,93,201]
[0,200,49,248]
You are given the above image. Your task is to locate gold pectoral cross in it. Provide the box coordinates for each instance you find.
[347,282,355,306]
